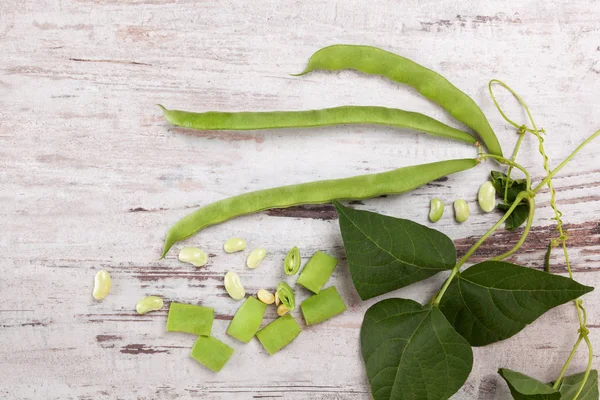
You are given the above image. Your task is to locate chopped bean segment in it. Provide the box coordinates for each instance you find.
[256,314,302,355]
[178,247,208,267]
[92,270,111,301]
[301,286,346,326]
[224,237,246,253]
[136,296,164,315]
[284,246,301,275]
[247,248,267,269]
[296,251,338,294]
[190,335,234,372]
[227,297,267,343]
[277,304,289,317]
[276,282,295,311]
[257,289,275,305]
[166,302,214,336]
[224,271,245,300]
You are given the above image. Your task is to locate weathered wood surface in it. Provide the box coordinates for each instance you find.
[1,0,599,398]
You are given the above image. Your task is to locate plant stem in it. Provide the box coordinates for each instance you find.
[433,191,530,306]
[533,129,600,195]
[552,335,583,389]
[481,153,532,190]
[504,130,526,203]
[491,197,535,261]
[572,335,594,400]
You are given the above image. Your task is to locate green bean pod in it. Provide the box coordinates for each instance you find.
[294,45,503,157]
[158,105,476,145]
[161,158,478,257]
[276,282,296,311]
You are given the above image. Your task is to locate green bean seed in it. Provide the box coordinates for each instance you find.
[190,336,234,373]
[246,248,267,269]
[161,158,478,257]
[256,314,302,355]
[166,302,214,336]
[224,237,246,253]
[296,251,338,294]
[178,247,208,267]
[276,282,295,311]
[478,181,496,212]
[224,271,245,300]
[136,296,164,315]
[284,246,301,275]
[159,105,476,145]
[227,297,267,343]
[429,198,444,222]
[454,199,470,223]
[92,270,111,301]
[294,44,503,157]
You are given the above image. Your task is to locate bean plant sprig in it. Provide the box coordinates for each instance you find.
[158,44,598,399]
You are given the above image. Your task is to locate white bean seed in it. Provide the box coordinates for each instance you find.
[92,270,111,301]
[257,289,275,304]
[224,271,245,300]
[136,296,164,315]
[224,237,247,253]
[247,248,267,269]
[454,199,470,223]
[274,291,280,306]
[178,247,208,267]
[277,304,289,317]
[478,181,496,212]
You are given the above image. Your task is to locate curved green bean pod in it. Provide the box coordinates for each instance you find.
[160,158,478,258]
[158,105,476,145]
[277,282,296,311]
[294,45,503,157]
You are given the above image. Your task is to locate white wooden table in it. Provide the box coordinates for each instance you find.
[1,1,599,398]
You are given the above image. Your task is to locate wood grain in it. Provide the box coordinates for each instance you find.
[1,0,599,398]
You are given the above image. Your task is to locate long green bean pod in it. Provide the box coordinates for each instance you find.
[294,45,503,157]
[161,158,478,257]
[158,105,477,145]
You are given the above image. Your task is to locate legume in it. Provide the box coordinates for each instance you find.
[227,297,267,343]
[224,237,246,253]
[136,296,164,315]
[478,181,496,212]
[296,251,338,294]
[274,291,280,306]
[257,289,275,305]
[190,336,234,372]
[246,248,267,269]
[284,246,301,275]
[159,105,476,145]
[166,302,214,336]
[294,44,502,157]
[276,282,295,311]
[178,247,208,267]
[429,198,444,222]
[224,271,245,300]
[454,199,470,223]
[277,303,289,317]
[161,158,478,257]
[92,270,111,301]
[256,314,302,355]
[300,286,346,326]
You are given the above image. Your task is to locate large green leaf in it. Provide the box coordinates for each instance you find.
[334,201,456,300]
[557,370,599,400]
[497,202,530,231]
[439,261,593,346]
[498,368,561,400]
[361,298,473,400]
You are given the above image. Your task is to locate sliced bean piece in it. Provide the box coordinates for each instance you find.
[224,237,246,253]
[136,296,164,315]
[256,314,302,355]
[159,105,477,145]
[178,247,208,267]
[276,282,295,311]
[301,286,346,326]
[160,158,479,257]
[257,289,275,305]
[429,198,444,222]
[92,270,111,301]
[454,199,470,223]
[166,302,214,336]
[224,271,245,300]
[190,336,234,373]
[247,248,267,269]
[478,181,496,212]
[227,297,267,343]
[284,246,301,275]
[296,251,338,294]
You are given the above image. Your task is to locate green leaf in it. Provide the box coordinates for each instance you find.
[361,298,473,400]
[497,202,530,231]
[498,368,561,400]
[438,261,593,346]
[334,201,456,300]
[491,170,528,203]
[491,171,530,230]
[557,370,599,400]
